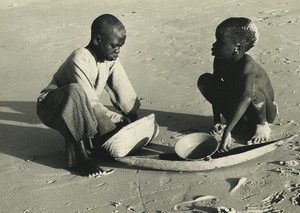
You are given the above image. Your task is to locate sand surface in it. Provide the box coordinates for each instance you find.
[1,0,300,212]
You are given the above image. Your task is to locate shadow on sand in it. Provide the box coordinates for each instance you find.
[0,101,213,171]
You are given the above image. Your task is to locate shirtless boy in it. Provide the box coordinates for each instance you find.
[37,14,140,176]
[197,17,277,152]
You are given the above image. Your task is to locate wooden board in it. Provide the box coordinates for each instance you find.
[115,135,296,172]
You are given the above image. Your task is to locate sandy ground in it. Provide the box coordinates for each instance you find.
[1,0,300,212]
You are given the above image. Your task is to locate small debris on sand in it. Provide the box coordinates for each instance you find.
[173,195,218,211]
[110,201,121,207]
[126,205,135,211]
[46,179,56,184]
[216,206,237,213]
[230,177,247,194]
[279,160,299,167]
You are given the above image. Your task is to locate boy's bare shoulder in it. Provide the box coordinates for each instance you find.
[244,54,265,71]
[240,55,269,82]
[240,54,257,74]
[242,54,256,64]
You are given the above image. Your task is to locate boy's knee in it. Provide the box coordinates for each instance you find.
[253,101,264,110]
[252,92,266,107]
[197,73,212,90]
[252,94,266,112]
[66,83,81,91]
[65,83,85,96]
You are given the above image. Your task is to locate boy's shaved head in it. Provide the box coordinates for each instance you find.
[217,17,259,51]
[87,14,127,61]
[91,14,126,40]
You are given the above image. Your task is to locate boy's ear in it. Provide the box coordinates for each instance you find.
[93,34,102,46]
[234,44,244,54]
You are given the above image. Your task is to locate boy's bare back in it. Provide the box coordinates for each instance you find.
[214,54,274,101]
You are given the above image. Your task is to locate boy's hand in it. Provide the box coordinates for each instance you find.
[210,123,226,136]
[219,131,232,152]
[125,112,138,123]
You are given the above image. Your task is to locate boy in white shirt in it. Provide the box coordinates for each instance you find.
[37,14,140,176]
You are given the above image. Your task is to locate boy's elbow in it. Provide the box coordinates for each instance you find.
[242,93,252,102]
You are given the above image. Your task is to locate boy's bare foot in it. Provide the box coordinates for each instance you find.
[67,139,104,177]
[75,158,104,177]
[247,122,271,145]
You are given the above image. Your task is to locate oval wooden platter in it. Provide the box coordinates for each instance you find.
[115,135,296,172]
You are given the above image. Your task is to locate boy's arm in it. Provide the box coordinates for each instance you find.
[72,53,117,131]
[212,58,222,124]
[221,61,254,151]
[105,58,141,121]
[213,106,221,124]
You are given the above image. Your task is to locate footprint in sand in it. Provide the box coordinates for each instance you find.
[291,192,300,206]
[284,182,300,206]
[287,183,300,192]
[262,191,287,205]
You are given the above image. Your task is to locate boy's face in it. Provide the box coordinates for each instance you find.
[98,27,126,61]
[211,29,236,59]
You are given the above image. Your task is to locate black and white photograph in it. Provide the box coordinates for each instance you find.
[1,0,300,212]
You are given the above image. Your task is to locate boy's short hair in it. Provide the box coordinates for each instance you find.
[217,17,259,51]
[91,14,125,39]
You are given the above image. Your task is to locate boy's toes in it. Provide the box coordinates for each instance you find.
[248,136,268,145]
[76,158,104,177]
[256,137,266,144]
[247,122,271,145]
[247,137,256,145]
